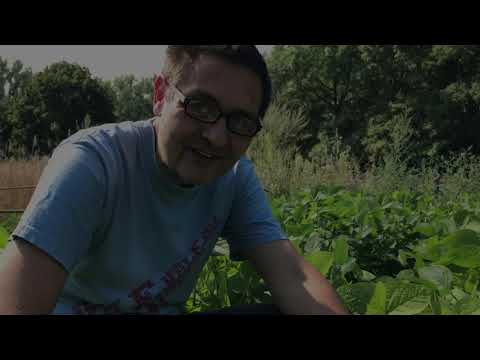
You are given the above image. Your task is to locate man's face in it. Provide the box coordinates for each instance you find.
[154,54,262,186]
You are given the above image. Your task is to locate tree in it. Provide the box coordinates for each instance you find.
[104,75,153,122]
[7,61,115,157]
[0,57,33,158]
[267,45,480,165]
[267,45,371,157]
[417,45,480,155]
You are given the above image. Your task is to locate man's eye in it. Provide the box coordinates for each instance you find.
[189,99,216,116]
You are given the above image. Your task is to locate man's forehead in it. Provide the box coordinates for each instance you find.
[181,54,262,112]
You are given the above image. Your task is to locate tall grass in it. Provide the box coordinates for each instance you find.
[249,102,480,202]
[248,102,361,196]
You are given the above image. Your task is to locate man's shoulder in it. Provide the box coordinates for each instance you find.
[52,120,154,163]
[49,119,154,179]
[62,119,152,146]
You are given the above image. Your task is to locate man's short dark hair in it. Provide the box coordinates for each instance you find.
[162,45,272,119]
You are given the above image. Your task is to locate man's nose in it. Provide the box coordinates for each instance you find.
[201,117,229,148]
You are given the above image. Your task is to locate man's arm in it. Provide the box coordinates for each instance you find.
[0,238,68,314]
[244,240,350,315]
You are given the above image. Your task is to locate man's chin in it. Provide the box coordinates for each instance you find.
[177,170,223,187]
[185,177,216,187]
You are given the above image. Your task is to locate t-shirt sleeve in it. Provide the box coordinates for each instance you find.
[221,158,288,261]
[11,141,107,272]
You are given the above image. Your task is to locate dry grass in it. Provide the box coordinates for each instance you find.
[0,157,48,211]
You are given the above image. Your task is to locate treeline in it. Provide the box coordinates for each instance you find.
[1,45,480,164]
[0,59,153,158]
[267,45,480,167]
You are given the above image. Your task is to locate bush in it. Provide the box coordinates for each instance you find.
[247,102,319,196]
[248,102,362,197]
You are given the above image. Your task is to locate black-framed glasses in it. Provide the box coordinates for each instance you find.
[169,83,263,138]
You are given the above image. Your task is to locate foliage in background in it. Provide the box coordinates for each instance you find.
[267,45,480,165]
[104,75,153,122]
[0,58,154,160]
[0,58,33,158]
[0,214,20,235]
[6,61,115,158]
[248,102,360,196]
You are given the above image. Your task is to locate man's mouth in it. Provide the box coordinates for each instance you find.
[190,148,223,160]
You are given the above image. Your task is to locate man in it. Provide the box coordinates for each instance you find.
[0,45,349,315]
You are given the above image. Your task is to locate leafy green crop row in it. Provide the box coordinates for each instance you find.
[188,188,480,315]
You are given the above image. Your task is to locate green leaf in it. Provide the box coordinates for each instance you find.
[385,280,433,314]
[366,282,387,315]
[336,282,376,315]
[340,258,357,275]
[454,209,471,228]
[414,254,425,270]
[376,276,396,284]
[444,218,458,235]
[398,250,414,267]
[227,265,240,278]
[217,271,230,307]
[463,221,480,234]
[357,210,369,227]
[414,223,436,237]
[454,296,480,315]
[333,236,349,266]
[445,230,480,268]
[305,251,334,276]
[360,227,372,239]
[430,292,442,315]
[0,226,9,250]
[413,236,447,262]
[389,296,430,315]
[396,269,417,281]
[452,287,468,301]
[360,270,376,281]
[440,300,455,315]
[464,270,479,294]
[418,265,453,291]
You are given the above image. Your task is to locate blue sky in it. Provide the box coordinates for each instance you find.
[0,45,275,81]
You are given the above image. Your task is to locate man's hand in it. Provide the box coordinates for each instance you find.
[244,240,350,315]
[0,238,67,314]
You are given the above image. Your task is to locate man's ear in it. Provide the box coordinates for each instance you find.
[153,74,167,116]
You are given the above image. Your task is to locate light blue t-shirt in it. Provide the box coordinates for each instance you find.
[12,119,287,315]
